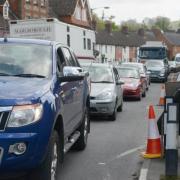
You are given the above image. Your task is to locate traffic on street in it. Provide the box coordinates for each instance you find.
[0,0,180,180]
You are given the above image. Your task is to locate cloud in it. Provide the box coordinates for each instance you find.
[90,0,180,23]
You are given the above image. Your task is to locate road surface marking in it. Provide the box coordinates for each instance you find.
[139,168,148,180]
[98,145,145,165]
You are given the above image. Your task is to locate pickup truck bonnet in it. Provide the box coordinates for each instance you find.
[0,77,51,106]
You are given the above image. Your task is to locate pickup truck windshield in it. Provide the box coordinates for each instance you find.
[139,48,166,59]
[0,44,52,77]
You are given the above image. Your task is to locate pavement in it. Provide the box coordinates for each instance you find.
[139,105,180,180]
[139,152,180,180]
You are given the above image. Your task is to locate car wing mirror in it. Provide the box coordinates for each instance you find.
[117,79,124,85]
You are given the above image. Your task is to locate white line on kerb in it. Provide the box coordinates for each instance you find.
[139,168,148,180]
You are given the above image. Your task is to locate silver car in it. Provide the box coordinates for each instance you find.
[85,63,124,121]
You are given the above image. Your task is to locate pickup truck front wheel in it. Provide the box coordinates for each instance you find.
[73,107,89,150]
[28,130,60,180]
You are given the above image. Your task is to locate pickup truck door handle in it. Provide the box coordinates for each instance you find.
[59,90,65,97]
[71,87,77,91]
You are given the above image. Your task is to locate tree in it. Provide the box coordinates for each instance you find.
[120,19,144,31]
[154,16,170,31]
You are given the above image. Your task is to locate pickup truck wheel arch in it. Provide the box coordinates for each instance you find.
[54,115,64,163]
[72,107,89,150]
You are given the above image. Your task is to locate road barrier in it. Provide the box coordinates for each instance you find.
[158,82,180,176]
[165,102,179,176]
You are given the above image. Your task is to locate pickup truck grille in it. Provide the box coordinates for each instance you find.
[0,112,10,131]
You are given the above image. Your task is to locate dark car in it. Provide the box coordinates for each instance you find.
[145,60,168,82]
[116,67,144,100]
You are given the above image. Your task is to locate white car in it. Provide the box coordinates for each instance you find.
[83,63,124,121]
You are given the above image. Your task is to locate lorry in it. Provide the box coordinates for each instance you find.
[0,38,90,180]
[138,41,168,64]
[9,18,96,61]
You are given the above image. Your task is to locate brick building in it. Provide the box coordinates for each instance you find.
[49,0,92,28]
[152,29,180,60]
[95,24,156,63]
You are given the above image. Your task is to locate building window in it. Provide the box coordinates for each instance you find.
[67,35,70,47]
[87,39,91,50]
[67,26,70,32]
[41,0,46,6]
[83,38,86,49]
[83,30,86,36]
[33,0,38,5]
[105,45,107,53]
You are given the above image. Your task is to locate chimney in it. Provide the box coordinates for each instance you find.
[138,28,145,37]
[105,21,112,34]
[121,26,128,34]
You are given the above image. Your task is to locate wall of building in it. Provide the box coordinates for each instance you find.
[95,44,116,63]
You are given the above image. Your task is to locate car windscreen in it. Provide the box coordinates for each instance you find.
[88,66,114,83]
[121,64,144,73]
[0,44,52,77]
[117,68,139,79]
[139,48,166,59]
[175,57,180,62]
[146,61,164,68]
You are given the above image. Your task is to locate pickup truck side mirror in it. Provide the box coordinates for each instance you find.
[58,66,84,82]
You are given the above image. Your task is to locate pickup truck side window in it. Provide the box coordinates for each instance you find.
[62,47,76,67]
[57,48,66,76]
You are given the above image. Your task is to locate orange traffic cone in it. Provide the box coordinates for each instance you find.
[142,105,162,158]
[158,84,165,106]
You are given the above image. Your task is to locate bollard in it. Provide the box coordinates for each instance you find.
[163,97,174,149]
[165,103,178,176]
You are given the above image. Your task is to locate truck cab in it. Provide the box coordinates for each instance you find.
[0,38,90,180]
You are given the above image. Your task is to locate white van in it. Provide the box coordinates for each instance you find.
[175,53,180,66]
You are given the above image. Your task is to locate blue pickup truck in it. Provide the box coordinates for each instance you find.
[0,38,90,180]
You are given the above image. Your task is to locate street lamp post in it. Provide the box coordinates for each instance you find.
[91,6,110,20]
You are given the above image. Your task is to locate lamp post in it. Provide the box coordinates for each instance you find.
[91,6,110,20]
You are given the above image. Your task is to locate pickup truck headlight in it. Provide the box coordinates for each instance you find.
[7,104,43,127]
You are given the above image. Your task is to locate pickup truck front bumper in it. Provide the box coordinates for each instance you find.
[0,132,46,173]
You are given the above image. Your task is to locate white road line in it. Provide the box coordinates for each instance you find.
[98,145,145,165]
[115,145,145,159]
[139,168,148,180]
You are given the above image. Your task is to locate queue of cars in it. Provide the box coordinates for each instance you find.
[79,59,175,121]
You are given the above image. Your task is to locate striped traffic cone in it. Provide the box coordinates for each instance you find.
[142,105,162,158]
[158,84,165,106]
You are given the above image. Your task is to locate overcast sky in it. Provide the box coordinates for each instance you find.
[89,0,180,24]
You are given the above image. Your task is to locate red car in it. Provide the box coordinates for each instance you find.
[116,67,144,100]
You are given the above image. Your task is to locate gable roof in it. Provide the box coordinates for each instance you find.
[96,30,156,47]
[164,32,180,46]
[48,0,77,17]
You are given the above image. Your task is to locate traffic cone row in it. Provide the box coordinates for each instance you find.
[142,105,162,158]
